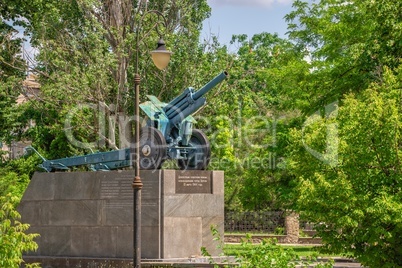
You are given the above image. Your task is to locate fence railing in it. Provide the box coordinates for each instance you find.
[224,211,285,234]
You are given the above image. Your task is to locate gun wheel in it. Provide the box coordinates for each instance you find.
[139,126,167,170]
[178,129,211,170]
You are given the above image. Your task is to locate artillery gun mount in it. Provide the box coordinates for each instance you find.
[27,71,228,172]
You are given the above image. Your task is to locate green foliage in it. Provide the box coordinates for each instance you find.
[289,67,402,267]
[0,155,39,198]
[0,170,30,198]
[203,226,333,267]
[283,1,402,266]
[0,158,41,267]
[0,194,40,268]
[231,235,333,268]
[199,32,308,212]
[237,237,297,268]
[285,0,402,114]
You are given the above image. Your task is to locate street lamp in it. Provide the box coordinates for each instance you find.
[132,12,172,268]
[151,38,172,70]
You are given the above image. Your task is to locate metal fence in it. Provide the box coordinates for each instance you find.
[224,211,285,233]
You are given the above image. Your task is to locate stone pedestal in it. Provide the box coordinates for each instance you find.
[18,170,224,260]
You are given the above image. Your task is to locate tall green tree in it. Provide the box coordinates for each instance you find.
[285,0,402,113]
[285,0,402,265]
[289,67,402,267]
[0,17,27,160]
[9,0,213,158]
[200,32,308,211]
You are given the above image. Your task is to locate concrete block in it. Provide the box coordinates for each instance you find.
[142,199,161,227]
[212,171,224,195]
[162,169,176,194]
[202,216,224,256]
[192,194,225,217]
[53,174,100,200]
[163,195,193,217]
[19,201,42,226]
[28,226,72,256]
[115,226,134,258]
[142,226,161,259]
[70,227,115,257]
[102,199,133,226]
[42,200,101,226]
[142,170,162,198]
[163,217,202,258]
[21,173,55,200]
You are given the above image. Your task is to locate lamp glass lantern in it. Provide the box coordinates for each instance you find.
[150,38,172,70]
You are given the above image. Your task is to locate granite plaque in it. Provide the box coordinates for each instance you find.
[175,172,212,194]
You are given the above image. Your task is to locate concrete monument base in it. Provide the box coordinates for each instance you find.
[18,169,224,260]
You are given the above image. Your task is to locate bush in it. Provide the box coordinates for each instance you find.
[236,236,334,268]
[238,237,297,267]
[203,227,334,268]
[0,194,40,268]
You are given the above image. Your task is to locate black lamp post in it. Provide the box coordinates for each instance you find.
[132,19,172,268]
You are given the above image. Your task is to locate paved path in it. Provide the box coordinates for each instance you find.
[331,258,362,268]
[297,257,362,268]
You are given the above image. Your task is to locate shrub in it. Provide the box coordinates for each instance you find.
[0,193,40,268]
[236,236,334,268]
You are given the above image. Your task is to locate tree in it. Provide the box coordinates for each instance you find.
[0,7,29,157]
[285,0,402,114]
[210,32,309,211]
[284,0,402,265]
[3,0,213,159]
[288,67,402,267]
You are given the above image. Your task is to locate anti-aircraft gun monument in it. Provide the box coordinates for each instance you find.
[20,71,228,266]
[27,71,228,172]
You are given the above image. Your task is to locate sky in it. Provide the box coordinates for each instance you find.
[202,0,295,47]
